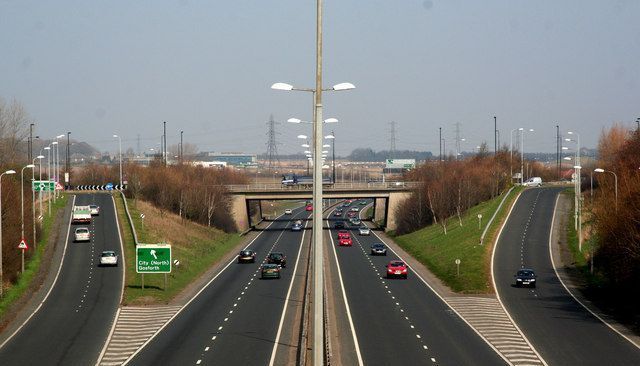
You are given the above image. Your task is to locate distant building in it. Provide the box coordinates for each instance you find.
[196,152,257,166]
[192,161,227,169]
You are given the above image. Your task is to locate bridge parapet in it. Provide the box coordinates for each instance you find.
[226,181,421,193]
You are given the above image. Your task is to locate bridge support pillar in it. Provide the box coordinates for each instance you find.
[385,191,412,232]
[230,194,250,232]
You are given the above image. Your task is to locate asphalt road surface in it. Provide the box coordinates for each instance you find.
[0,193,123,365]
[493,187,640,365]
[127,206,310,366]
[326,201,506,366]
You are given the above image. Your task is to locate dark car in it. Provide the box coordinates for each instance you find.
[261,264,281,279]
[291,222,303,231]
[267,252,287,268]
[238,250,256,263]
[370,243,387,256]
[386,260,408,279]
[514,269,537,287]
[334,211,342,217]
[334,221,345,229]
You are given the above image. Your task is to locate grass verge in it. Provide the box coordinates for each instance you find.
[0,194,68,318]
[393,187,522,293]
[115,196,243,305]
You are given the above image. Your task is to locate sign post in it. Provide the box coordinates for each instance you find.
[18,239,28,273]
[32,180,55,192]
[477,213,483,229]
[136,244,172,290]
[455,258,461,277]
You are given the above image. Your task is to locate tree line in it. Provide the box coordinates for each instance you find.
[73,161,248,232]
[591,125,640,291]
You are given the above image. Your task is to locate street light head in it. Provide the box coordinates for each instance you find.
[4,170,16,174]
[324,135,335,139]
[301,144,310,148]
[573,165,582,169]
[322,144,330,148]
[56,134,65,138]
[594,168,605,173]
[562,146,569,150]
[44,147,50,150]
[332,82,355,91]
[568,131,574,135]
[304,151,312,154]
[565,138,572,142]
[113,134,119,138]
[36,155,45,159]
[52,141,58,145]
[564,157,572,160]
[518,128,524,131]
[297,135,308,139]
[25,164,35,168]
[323,118,338,123]
[271,82,293,91]
[287,118,302,124]
[528,129,534,132]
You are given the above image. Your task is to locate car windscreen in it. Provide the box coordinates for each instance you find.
[240,251,252,256]
[518,270,534,277]
[102,252,116,257]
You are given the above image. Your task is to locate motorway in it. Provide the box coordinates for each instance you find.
[127,206,312,365]
[493,187,640,365]
[0,193,124,365]
[325,201,506,366]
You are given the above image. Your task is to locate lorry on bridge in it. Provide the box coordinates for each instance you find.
[281,174,333,187]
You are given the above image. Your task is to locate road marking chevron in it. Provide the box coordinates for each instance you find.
[98,306,182,366]
[445,297,544,366]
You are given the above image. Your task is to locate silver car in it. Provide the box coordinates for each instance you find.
[358,226,371,236]
[74,227,90,242]
[99,251,118,266]
[89,205,100,216]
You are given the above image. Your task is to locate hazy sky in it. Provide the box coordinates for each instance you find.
[1,0,639,156]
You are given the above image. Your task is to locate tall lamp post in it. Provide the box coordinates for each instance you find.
[0,169,17,297]
[21,164,35,273]
[594,168,617,211]
[325,132,335,183]
[55,134,65,197]
[32,155,44,250]
[52,141,58,201]
[113,134,123,188]
[519,128,534,184]
[272,30,355,365]
[510,128,520,181]
[45,145,52,215]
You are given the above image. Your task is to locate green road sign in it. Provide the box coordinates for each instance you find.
[33,180,55,192]
[136,244,172,273]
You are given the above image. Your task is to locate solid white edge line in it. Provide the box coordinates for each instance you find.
[122,207,294,365]
[489,189,548,366]
[268,215,310,366]
[95,193,127,365]
[0,195,76,351]
[327,206,365,366]
[547,193,640,350]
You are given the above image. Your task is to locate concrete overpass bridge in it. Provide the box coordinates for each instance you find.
[227,182,418,231]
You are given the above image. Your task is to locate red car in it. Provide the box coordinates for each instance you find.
[386,260,408,279]
[347,211,357,218]
[305,204,313,211]
[339,237,353,246]
[337,230,350,239]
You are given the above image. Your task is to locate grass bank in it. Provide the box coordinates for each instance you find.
[394,187,522,293]
[0,194,68,318]
[115,195,243,305]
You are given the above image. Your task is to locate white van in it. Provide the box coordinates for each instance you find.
[523,177,542,187]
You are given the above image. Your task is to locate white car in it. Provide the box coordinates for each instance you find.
[99,251,118,266]
[523,177,542,187]
[74,227,90,242]
[284,208,293,215]
[89,205,100,216]
[359,226,371,236]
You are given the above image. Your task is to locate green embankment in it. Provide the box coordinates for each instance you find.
[115,195,242,304]
[394,187,522,293]
[0,194,68,318]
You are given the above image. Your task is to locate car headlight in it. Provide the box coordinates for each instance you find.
[516,279,522,281]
